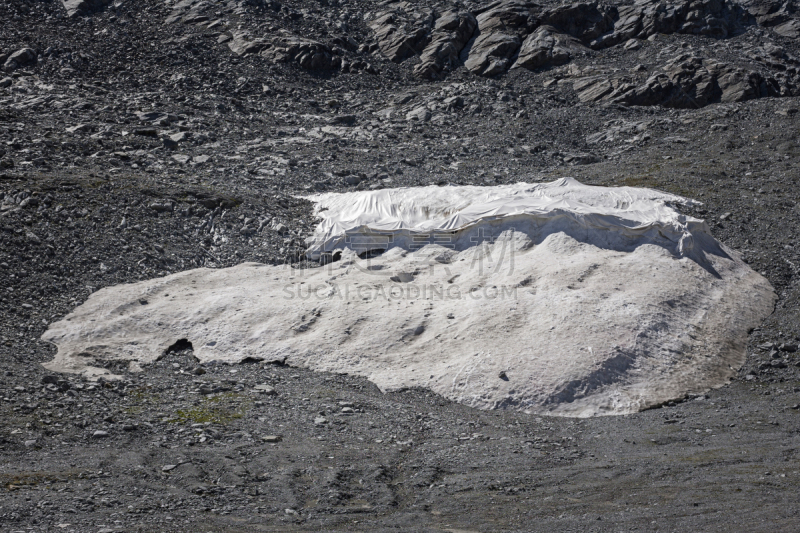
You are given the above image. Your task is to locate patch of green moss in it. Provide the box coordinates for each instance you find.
[168,393,251,425]
[124,388,160,415]
[315,388,339,400]
[2,470,80,490]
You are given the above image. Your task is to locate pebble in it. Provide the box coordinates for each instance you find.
[253,384,277,395]
[406,106,432,122]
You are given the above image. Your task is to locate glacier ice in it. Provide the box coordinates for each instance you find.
[41,178,775,416]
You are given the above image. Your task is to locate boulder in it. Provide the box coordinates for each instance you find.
[227,32,269,56]
[61,0,113,18]
[512,25,586,70]
[462,32,522,76]
[738,0,796,27]
[573,76,636,103]
[3,48,36,72]
[263,35,339,71]
[774,19,800,38]
[562,152,601,165]
[406,106,432,122]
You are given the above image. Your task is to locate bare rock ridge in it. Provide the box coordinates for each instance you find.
[368,8,435,63]
[574,53,785,106]
[460,1,540,77]
[363,0,800,104]
[413,11,478,79]
[369,0,746,78]
[740,0,800,37]
[52,0,800,107]
[227,31,343,71]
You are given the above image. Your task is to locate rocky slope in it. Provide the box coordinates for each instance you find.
[1,0,800,531]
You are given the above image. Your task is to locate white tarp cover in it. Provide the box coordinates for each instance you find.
[41,178,776,416]
[304,177,703,260]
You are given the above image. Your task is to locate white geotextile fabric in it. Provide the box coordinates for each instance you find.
[41,179,775,416]
[304,177,703,260]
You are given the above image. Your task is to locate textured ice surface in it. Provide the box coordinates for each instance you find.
[42,179,775,416]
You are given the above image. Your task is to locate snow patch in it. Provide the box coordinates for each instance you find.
[41,179,775,416]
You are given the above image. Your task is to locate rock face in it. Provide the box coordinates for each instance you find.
[574,54,782,107]
[361,0,800,96]
[739,0,799,29]
[42,180,776,417]
[774,18,800,37]
[414,11,478,79]
[61,0,113,18]
[741,0,800,38]
[227,31,340,71]
[460,1,540,76]
[512,25,586,70]
[542,2,615,43]
[590,0,747,49]
[369,10,434,63]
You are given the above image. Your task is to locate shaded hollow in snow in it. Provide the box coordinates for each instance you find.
[41,178,776,416]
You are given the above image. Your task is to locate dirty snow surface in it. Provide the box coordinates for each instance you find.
[42,178,776,416]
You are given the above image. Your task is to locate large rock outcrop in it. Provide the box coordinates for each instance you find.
[738,0,799,37]
[460,0,540,76]
[367,0,799,81]
[228,31,341,71]
[414,11,478,79]
[511,25,587,70]
[574,54,782,107]
[369,9,435,63]
[62,0,113,18]
[591,0,748,49]
[541,2,616,42]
